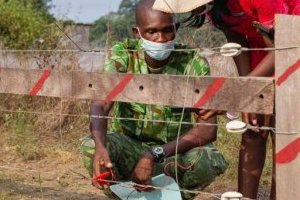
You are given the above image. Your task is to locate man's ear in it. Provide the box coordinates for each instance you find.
[132,27,140,39]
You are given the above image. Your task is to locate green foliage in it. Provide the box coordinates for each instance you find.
[89,0,226,48]
[0,0,54,49]
[89,0,138,47]
[118,0,138,14]
[20,0,54,20]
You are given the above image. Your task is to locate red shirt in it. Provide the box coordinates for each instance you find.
[285,0,300,14]
[222,0,295,70]
[239,0,289,27]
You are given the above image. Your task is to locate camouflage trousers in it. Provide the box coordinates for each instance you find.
[81,133,228,197]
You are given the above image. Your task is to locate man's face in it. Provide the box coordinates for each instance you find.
[135,10,176,43]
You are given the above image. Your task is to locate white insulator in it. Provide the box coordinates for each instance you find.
[221,191,243,200]
[225,120,247,134]
[226,111,240,120]
[220,43,242,57]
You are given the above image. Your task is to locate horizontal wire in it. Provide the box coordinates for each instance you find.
[0,45,298,53]
[0,108,221,127]
[1,108,298,135]
[0,164,221,199]
[97,179,222,199]
[0,13,291,200]
[0,164,260,200]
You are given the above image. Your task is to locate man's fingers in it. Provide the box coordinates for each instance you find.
[93,158,101,176]
[199,110,224,121]
[198,109,208,115]
[99,150,113,169]
[104,158,113,168]
[250,113,258,125]
[242,113,249,124]
[92,178,103,189]
[134,184,154,192]
[92,173,102,189]
[200,110,215,121]
[92,155,104,189]
[249,113,260,132]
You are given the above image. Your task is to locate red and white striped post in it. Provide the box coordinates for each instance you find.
[275,14,300,200]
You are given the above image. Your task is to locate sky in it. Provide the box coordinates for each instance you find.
[50,0,122,23]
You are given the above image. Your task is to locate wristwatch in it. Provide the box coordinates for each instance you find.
[149,146,165,163]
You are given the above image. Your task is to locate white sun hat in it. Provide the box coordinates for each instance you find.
[153,0,213,13]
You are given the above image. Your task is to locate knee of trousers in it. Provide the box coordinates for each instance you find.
[179,147,228,189]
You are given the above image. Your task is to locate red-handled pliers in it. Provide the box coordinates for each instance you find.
[95,171,112,185]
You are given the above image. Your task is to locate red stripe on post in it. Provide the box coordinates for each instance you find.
[193,77,225,108]
[105,74,134,101]
[29,70,51,96]
[276,59,300,86]
[276,137,300,164]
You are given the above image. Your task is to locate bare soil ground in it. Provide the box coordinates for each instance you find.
[0,96,272,200]
[0,131,271,200]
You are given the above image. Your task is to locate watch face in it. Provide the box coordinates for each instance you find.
[151,147,165,163]
[153,147,164,154]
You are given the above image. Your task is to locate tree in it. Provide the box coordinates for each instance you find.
[89,0,139,47]
[89,0,225,48]
[0,0,55,49]
[25,0,55,20]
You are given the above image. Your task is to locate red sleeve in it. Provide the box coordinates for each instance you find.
[254,0,276,26]
[240,0,289,27]
[286,0,300,15]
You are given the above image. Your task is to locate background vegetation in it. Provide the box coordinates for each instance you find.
[89,0,225,48]
[0,0,272,199]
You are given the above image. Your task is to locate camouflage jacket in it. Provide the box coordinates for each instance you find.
[104,39,210,144]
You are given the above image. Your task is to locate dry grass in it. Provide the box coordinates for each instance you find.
[0,94,273,200]
[0,20,272,199]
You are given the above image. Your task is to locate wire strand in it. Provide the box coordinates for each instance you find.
[1,109,298,135]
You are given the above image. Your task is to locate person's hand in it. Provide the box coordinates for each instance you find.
[242,112,259,132]
[132,152,154,192]
[198,109,225,121]
[92,144,113,189]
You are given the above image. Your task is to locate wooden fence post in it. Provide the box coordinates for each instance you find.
[275,15,300,200]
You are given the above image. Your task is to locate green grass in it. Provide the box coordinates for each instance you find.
[214,117,273,187]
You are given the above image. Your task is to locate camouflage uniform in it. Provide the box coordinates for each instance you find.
[81,39,228,196]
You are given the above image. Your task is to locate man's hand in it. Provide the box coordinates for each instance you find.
[243,113,273,135]
[198,109,225,121]
[132,152,154,192]
[92,144,113,189]
[242,112,259,132]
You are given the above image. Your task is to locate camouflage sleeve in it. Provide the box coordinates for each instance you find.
[103,41,129,73]
[189,52,210,76]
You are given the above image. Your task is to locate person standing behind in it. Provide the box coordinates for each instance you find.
[81,0,228,199]
[153,0,300,199]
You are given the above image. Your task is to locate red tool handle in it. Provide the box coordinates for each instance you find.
[96,171,112,184]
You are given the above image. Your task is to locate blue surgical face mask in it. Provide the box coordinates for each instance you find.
[137,28,175,61]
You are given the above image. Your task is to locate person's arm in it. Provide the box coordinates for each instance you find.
[162,116,217,156]
[225,29,274,77]
[90,100,114,189]
[132,116,217,185]
[90,100,114,144]
[222,28,251,76]
[89,40,130,188]
[223,29,274,127]
[198,29,252,121]
[246,0,277,77]
[247,36,274,77]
